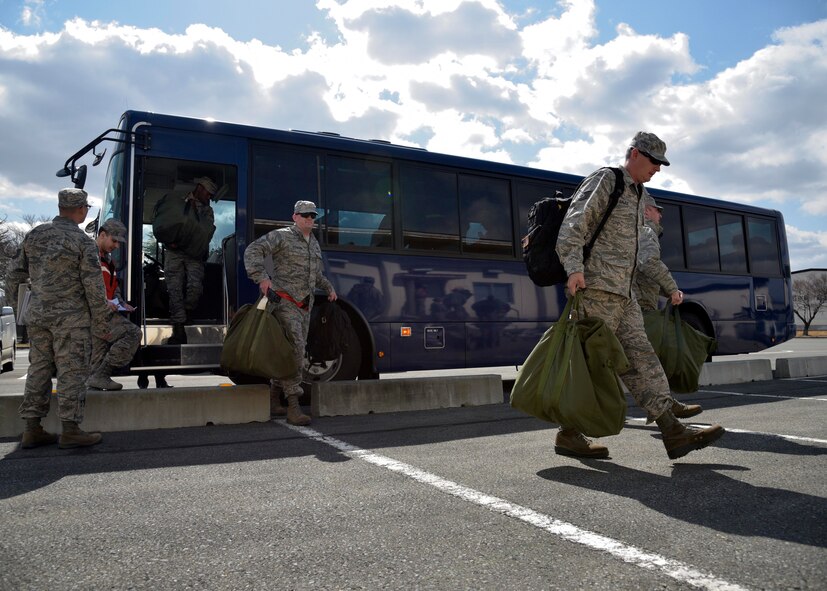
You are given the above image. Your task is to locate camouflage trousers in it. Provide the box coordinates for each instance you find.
[90,313,142,375]
[165,249,205,323]
[578,289,673,422]
[269,298,312,397]
[20,325,92,423]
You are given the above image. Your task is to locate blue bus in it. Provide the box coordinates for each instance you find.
[57,111,795,382]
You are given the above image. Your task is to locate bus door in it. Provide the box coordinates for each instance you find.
[130,130,245,369]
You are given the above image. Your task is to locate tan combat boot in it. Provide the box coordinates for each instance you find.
[285,394,311,426]
[270,381,287,417]
[671,400,702,419]
[21,418,58,449]
[59,421,102,449]
[86,365,123,391]
[661,422,724,460]
[554,428,609,459]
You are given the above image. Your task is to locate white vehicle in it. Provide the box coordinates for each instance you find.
[0,288,17,372]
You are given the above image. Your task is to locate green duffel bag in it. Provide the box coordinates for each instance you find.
[220,297,297,380]
[152,193,213,260]
[510,293,630,437]
[643,304,717,393]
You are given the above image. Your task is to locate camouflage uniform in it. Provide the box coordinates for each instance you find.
[162,194,215,323]
[6,216,111,423]
[556,166,673,421]
[634,218,677,311]
[90,249,142,377]
[244,225,334,396]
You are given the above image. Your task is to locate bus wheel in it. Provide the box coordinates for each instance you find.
[304,327,362,382]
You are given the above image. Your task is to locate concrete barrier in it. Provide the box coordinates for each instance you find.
[311,374,502,417]
[0,385,269,438]
[699,359,773,386]
[774,356,827,379]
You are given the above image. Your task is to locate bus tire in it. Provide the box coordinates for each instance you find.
[1,342,14,373]
[304,325,362,383]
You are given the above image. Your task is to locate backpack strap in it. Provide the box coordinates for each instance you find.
[583,167,625,260]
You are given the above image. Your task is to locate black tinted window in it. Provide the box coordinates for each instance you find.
[685,207,719,271]
[717,213,747,273]
[252,146,318,226]
[400,166,460,252]
[748,217,781,276]
[459,175,513,256]
[659,202,684,269]
[324,156,392,247]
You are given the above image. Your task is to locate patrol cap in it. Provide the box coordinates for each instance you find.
[58,188,90,208]
[631,131,670,166]
[193,176,218,195]
[643,194,663,211]
[294,200,318,215]
[100,218,127,242]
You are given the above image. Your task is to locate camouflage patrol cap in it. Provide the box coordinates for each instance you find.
[100,218,127,242]
[193,176,218,195]
[643,194,663,210]
[58,188,90,208]
[631,131,670,166]
[294,200,318,215]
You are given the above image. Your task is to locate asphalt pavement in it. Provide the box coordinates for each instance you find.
[0,341,825,590]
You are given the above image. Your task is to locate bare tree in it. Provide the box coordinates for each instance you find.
[793,273,827,336]
[0,215,51,288]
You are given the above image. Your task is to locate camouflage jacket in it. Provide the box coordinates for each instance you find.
[556,166,646,298]
[6,216,111,333]
[244,225,334,302]
[633,219,678,310]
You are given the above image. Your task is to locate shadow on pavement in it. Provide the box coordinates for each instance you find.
[537,461,827,548]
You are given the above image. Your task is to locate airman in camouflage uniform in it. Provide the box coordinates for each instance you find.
[161,177,217,344]
[555,132,724,460]
[243,200,338,425]
[88,219,142,391]
[634,196,703,420]
[6,188,111,449]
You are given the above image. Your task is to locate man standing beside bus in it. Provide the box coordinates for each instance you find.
[555,132,724,460]
[87,219,142,391]
[243,200,338,426]
[159,177,217,345]
[6,188,110,449]
[634,195,703,420]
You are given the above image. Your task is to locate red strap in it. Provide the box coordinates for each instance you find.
[276,291,308,309]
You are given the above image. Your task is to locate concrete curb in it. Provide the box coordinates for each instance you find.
[312,374,502,417]
[1,384,269,438]
[698,359,773,386]
[774,356,827,378]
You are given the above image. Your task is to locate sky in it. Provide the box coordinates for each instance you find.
[1,0,826,271]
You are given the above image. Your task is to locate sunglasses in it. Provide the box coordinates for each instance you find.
[639,151,663,166]
[298,212,317,219]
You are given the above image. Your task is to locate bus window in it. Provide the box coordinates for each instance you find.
[684,207,719,271]
[324,156,392,247]
[717,213,748,274]
[747,217,781,276]
[400,165,460,252]
[252,146,319,237]
[659,202,685,269]
[459,175,513,256]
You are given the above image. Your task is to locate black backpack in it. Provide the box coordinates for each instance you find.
[306,302,353,363]
[522,167,624,286]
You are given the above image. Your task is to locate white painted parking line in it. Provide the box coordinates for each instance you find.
[701,389,827,402]
[283,422,748,591]
[625,418,827,445]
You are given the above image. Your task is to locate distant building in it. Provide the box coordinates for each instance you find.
[792,268,827,336]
